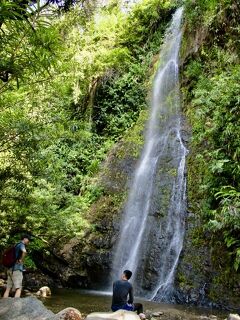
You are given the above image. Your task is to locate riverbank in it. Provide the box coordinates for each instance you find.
[41,289,228,319]
[0,293,239,320]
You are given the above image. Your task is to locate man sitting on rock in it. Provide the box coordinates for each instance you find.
[111,270,144,316]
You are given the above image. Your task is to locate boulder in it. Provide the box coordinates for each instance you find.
[86,310,140,320]
[198,316,217,320]
[152,312,163,317]
[36,286,52,297]
[228,315,240,320]
[47,307,82,320]
[0,296,54,320]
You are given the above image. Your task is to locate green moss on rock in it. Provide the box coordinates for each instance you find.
[177,0,240,309]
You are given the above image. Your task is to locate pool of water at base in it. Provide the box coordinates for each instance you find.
[42,289,228,320]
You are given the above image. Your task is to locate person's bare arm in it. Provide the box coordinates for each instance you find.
[18,249,27,263]
[20,251,26,261]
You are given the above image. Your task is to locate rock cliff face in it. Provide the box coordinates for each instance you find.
[70,112,147,289]
[172,4,240,310]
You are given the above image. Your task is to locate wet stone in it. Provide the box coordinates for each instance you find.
[152,312,164,317]
[228,315,240,320]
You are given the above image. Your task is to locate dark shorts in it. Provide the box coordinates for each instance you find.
[112,304,134,312]
[111,303,143,314]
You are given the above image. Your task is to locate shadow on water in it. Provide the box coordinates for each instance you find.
[42,289,228,319]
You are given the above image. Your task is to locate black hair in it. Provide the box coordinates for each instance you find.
[123,270,132,280]
[21,234,31,241]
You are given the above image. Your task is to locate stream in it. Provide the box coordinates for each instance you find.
[42,289,228,319]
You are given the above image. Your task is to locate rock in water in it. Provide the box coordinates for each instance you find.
[152,312,163,317]
[228,315,240,320]
[36,286,52,297]
[0,296,54,320]
[48,307,82,320]
[86,310,140,320]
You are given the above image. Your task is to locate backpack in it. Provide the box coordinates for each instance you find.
[2,243,21,268]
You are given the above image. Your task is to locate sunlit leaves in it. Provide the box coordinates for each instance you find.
[0,0,175,249]
[186,52,240,270]
[0,1,61,88]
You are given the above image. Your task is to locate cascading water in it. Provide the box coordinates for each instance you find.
[111,7,187,302]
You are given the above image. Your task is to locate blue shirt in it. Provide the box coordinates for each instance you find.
[12,242,26,272]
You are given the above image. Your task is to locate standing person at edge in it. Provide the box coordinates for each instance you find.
[3,234,31,298]
[111,270,143,315]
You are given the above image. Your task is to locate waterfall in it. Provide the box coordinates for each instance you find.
[111,7,187,301]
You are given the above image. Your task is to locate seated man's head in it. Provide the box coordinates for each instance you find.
[122,270,132,280]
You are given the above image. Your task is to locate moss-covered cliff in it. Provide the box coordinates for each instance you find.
[175,0,240,310]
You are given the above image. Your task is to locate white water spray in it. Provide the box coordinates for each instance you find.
[112,7,187,301]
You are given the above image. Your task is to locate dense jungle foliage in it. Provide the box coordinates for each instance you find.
[0,0,239,286]
[0,0,177,265]
[182,0,240,272]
